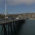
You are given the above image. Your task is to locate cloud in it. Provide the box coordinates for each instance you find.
[7,0,35,5]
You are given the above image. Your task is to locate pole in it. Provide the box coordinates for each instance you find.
[5,0,6,23]
[5,0,6,17]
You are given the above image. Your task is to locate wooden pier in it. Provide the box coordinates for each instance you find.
[0,19,25,35]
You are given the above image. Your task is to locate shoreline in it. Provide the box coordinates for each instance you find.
[29,18,35,20]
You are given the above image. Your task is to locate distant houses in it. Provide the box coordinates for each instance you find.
[0,13,35,19]
[15,13,35,19]
[16,15,23,19]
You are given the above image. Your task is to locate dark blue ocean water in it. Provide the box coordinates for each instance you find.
[18,19,35,35]
[0,19,35,35]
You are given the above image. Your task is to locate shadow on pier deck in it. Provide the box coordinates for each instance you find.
[0,19,25,35]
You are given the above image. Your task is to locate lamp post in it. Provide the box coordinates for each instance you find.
[5,0,8,20]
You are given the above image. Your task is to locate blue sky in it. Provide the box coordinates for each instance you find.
[0,0,35,14]
[7,3,35,14]
[0,0,5,14]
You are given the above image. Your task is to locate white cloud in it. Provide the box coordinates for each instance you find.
[0,0,35,5]
[7,0,35,5]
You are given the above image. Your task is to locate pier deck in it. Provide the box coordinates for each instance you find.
[0,18,25,35]
[0,18,25,24]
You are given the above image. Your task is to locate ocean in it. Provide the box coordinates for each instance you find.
[18,19,35,35]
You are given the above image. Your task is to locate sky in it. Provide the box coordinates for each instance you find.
[0,0,5,14]
[0,0,35,14]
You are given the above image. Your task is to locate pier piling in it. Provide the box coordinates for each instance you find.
[0,19,25,35]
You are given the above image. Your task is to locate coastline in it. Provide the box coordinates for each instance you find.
[30,18,35,20]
